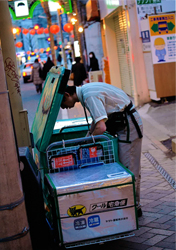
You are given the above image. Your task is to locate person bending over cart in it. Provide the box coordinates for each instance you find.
[61,82,143,217]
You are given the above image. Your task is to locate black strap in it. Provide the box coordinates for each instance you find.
[118,101,143,142]
[83,104,90,130]
[124,111,131,143]
[128,109,143,138]
[125,101,143,139]
[125,101,133,112]
[118,101,133,143]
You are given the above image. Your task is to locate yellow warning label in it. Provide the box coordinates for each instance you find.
[149,14,175,36]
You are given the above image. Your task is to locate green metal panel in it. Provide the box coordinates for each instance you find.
[31,67,70,153]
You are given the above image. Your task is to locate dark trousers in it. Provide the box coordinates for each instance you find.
[36,84,42,93]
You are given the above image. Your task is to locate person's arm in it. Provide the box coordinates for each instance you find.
[86,120,106,136]
[86,121,95,137]
[84,96,107,136]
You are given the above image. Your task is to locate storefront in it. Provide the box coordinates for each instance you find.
[113,6,134,97]
[99,0,150,106]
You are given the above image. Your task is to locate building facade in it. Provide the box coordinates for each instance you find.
[97,0,175,105]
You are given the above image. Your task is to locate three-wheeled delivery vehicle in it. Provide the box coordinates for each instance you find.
[30,67,139,249]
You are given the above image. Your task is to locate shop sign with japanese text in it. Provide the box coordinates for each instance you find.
[136,0,162,35]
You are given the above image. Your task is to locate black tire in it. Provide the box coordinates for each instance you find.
[23,78,27,83]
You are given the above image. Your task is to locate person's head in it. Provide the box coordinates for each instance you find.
[89,52,95,59]
[47,56,51,62]
[154,37,165,50]
[75,57,81,63]
[34,58,39,63]
[61,85,78,109]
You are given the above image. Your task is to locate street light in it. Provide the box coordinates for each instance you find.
[71,17,77,25]
[12,28,17,41]
[78,26,83,33]
[12,28,17,35]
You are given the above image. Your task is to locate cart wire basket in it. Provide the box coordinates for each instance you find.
[46,135,116,173]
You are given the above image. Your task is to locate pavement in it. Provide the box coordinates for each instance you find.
[20,78,176,250]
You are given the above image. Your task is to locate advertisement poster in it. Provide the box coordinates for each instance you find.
[136,0,162,35]
[149,13,176,64]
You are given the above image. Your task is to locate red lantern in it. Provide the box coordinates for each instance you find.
[44,28,49,34]
[15,42,23,48]
[29,29,35,35]
[22,28,29,35]
[63,23,73,33]
[37,27,44,35]
[27,51,31,55]
[40,48,44,53]
[50,25,60,34]
[54,46,58,50]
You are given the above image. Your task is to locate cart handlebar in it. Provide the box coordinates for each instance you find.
[46,135,111,152]
[59,124,90,133]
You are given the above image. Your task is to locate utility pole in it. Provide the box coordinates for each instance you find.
[57,7,67,68]
[0,0,32,152]
[0,47,32,250]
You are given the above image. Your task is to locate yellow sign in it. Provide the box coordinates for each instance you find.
[149,14,175,36]
[67,205,86,217]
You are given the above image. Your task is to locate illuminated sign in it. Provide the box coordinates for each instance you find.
[106,0,120,9]
[74,41,80,57]
[14,0,29,17]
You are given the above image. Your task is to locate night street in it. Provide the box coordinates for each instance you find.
[20,76,176,250]
[0,0,175,249]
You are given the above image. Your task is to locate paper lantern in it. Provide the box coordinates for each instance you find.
[27,51,31,55]
[44,28,49,34]
[29,29,35,35]
[63,23,73,33]
[22,28,29,35]
[50,25,60,34]
[40,48,44,53]
[15,42,23,48]
[54,46,58,50]
[37,27,44,35]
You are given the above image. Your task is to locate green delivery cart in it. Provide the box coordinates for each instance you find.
[31,67,138,248]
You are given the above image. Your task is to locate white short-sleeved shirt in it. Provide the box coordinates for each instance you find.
[76,82,131,124]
